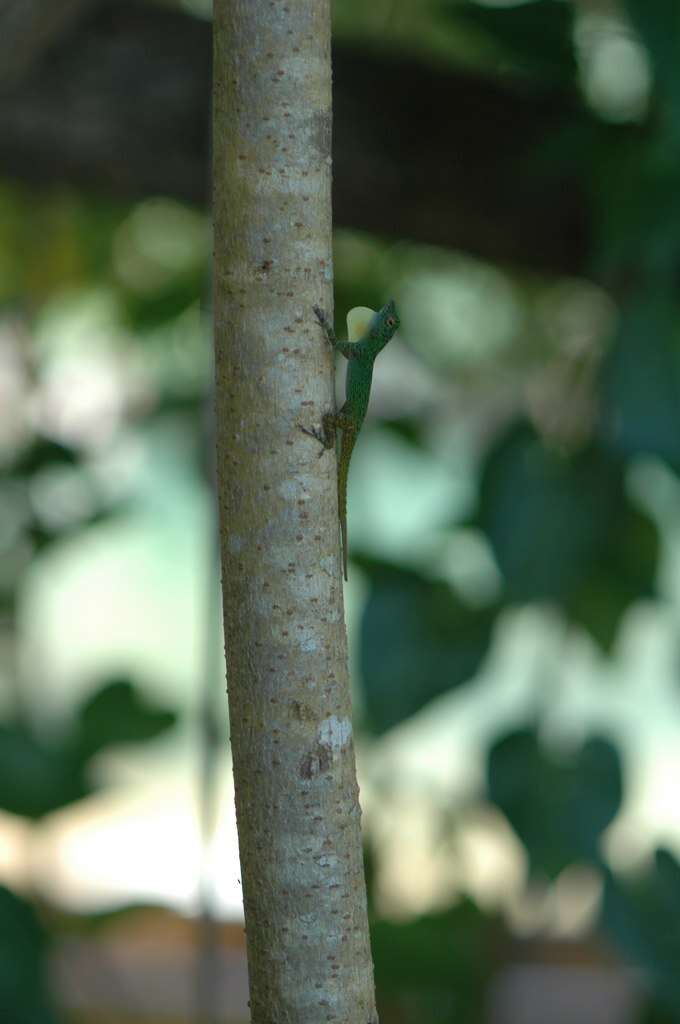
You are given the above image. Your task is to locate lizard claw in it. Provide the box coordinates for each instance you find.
[298,423,327,452]
[313,305,332,337]
[313,304,338,348]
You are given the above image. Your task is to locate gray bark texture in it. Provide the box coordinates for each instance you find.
[212,3,378,1023]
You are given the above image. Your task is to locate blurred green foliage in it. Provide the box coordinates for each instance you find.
[475,420,658,649]
[453,0,576,87]
[372,899,496,1023]
[358,558,497,732]
[488,729,622,879]
[602,850,680,1015]
[0,886,57,1024]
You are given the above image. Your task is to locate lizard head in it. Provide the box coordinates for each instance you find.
[346,300,401,345]
[370,299,400,346]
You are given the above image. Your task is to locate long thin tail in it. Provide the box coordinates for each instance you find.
[337,429,356,582]
[340,505,348,581]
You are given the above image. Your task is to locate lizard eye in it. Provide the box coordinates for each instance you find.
[386,316,396,327]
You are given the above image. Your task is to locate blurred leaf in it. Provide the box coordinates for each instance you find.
[150,392,205,419]
[122,271,204,332]
[568,499,658,649]
[0,886,58,1023]
[73,678,176,759]
[640,1003,679,1024]
[602,849,680,1012]
[476,422,618,601]
[0,722,87,820]
[2,439,133,562]
[475,420,659,648]
[600,291,680,471]
[28,501,132,555]
[488,728,622,878]
[451,0,576,86]
[358,559,496,733]
[372,899,494,1024]
[0,681,175,819]
[380,416,425,448]
[8,440,78,477]
[594,140,680,276]
[623,0,680,140]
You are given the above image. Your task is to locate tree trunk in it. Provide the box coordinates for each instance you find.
[212,4,378,1022]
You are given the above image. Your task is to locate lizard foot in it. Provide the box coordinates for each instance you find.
[298,424,330,457]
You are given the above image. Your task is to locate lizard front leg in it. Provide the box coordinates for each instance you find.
[313,305,357,359]
[313,305,338,346]
[299,407,354,456]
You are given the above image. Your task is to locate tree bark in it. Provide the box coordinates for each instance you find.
[213,3,378,1022]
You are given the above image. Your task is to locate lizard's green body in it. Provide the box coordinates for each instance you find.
[302,300,400,580]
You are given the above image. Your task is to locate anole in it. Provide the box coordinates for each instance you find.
[301,300,400,580]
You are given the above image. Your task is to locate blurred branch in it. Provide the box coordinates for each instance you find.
[0,0,596,275]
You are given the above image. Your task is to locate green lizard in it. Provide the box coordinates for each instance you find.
[301,299,400,580]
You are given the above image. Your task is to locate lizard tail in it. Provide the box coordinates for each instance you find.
[340,506,348,582]
[337,429,355,582]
